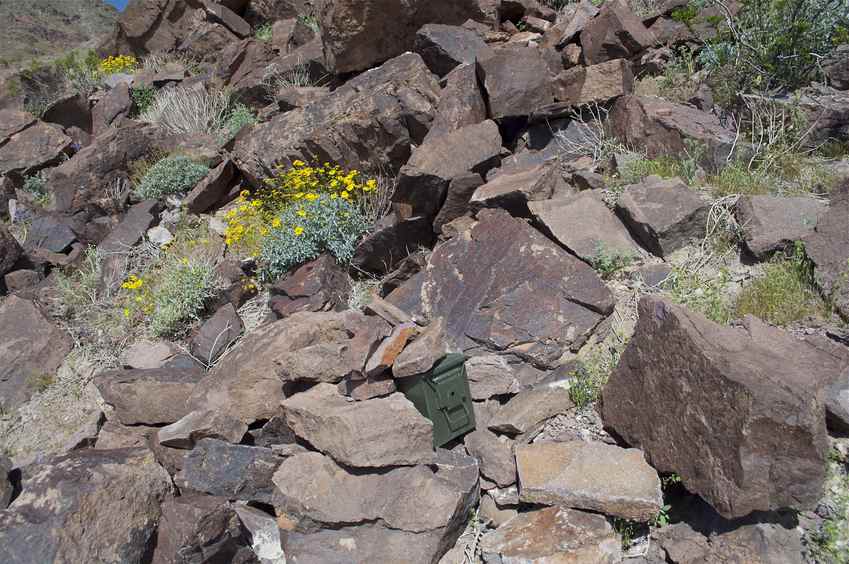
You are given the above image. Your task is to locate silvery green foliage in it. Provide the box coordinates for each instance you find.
[260,194,369,281]
[136,156,209,200]
[222,103,257,140]
[150,258,219,337]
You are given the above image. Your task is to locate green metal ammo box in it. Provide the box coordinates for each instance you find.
[397,353,476,447]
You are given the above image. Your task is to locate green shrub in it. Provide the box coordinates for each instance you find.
[255,23,273,42]
[260,194,369,281]
[664,265,733,324]
[671,4,699,24]
[221,103,256,140]
[590,243,636,279]
[734,244,825,326]
[22,171,50,206]
[130,86,156,116]
[149,257,219,337]
[135,156,209,200]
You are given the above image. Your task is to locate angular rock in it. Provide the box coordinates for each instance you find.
[488,387,574,435]
[282,383,433,467]
[0,121,71,176]
[158,409,248,449]
[98,200,160,287]
[317,0,488,73]
[542,0,600,49]
[603,296,831,519]
[0,448,172,563]
[202,0,251,38]
[252,415,298,448]
[824,44,849,90]
[803,185,849,319]
[393,317,450,378]
[424,63,488,143]
[95,366,205,426]
[352,215,436,275]
[554,58,635,106]
[0,109,35,140]
[478,45,555,119]
[42,93,92,134]
[269,254,348,319]
[580,0,655,65]
[3,269,41,293]
[470,161,568,216]
[394,120,503,218]
[414,24,493,78]
[657,520,804,564]
[465,429,516,487]
[826,367,849,434]
[516,441,662,521]
[616,175,708,257]
[480,506,623,563]
[183,159,236,214]
[24,215,77,253]
[611,95,740,172]
[176,439,281,503]
[736,195,828,260]
[340,372,398,400]
[276,86,330,112]
[366,323,418,377]
[188,310,389,423]
[465,355,521,400]
[189,303,243,365]
[390,209,613,368]
[0,223,22,276]
[0,296,72,411]
[92,82,131,135]
[233,505,287,564]
[530,192,641,262]
[433,172,484,233]
[119,340,177,369]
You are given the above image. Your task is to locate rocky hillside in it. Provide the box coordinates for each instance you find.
[0,0,118,66]
[1,0,849,562]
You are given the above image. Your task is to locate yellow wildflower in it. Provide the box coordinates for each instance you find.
[293,226,304,236]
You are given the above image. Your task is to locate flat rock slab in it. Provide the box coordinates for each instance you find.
[465,355,521,400]
[479,506,623,563]
[488,387,574,436]
[389,209,613,368]
[424,62,487,143]
[736,195,828,260]
[602,296,832,519]
[0,224,23,278]
[616,175,709,257]
[530,192,641,262]
[0,121,71,176]
[470,161,566,216]
[516,441,662,521]
[478,45,555,120]
[95,366,205,426]
[414,23,493,77]
[158,409,248,449]
[282,383,433,467]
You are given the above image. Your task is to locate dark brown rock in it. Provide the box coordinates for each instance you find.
[603,296,831,519]
[97,200,160,289]
[268,254,348,319]
[183,159,236,214]
[91,82,131,135]
[202,0,251,38]
[3,269,40,293]
[735,195,827,260]
[42,93,92,134]
[424,62,488,143]
[0,121,71,177]
[616,175,709,257]
[23,215,77,253]
[803,185,849,319]
[390,209,613,368]
[0,296,71,411]
[0,223,22,276]
[365,323,418,377]
[0,448,173,563]
[157,409,248,449]
[470,161,569,216]
[189,303,243,365]
[464,429,516,487]
[0,109,35,140]
[94,366,205,426]
[414,24,493,78]
[352,216,436,275]
[276,86,330,111]
[392,317,450,378]
[554,58,635,106]
[477,45,555,119]
[488,386,574,435]
[433,172,484,233]
[580,0,655,64]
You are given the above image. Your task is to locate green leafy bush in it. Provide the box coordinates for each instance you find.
[590,243,636,279]
[130,86,156,116]
[149,257,219,337]
[135,156,209,200]
[259,194,369,281]
[22,171,49,205]
[221,103,256,139]
[255,23,273,42]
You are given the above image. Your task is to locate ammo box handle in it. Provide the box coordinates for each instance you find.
[442,403,471,432]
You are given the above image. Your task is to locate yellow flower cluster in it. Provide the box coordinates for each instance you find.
[99,55,138,75]
[264,160,377,204]
[224,190,274,254]
[120,274,153,319]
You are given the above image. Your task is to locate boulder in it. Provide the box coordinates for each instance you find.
[24,215,77,254]
[388,209,613,368]
[281,383,433,467]
[479,506,623,563]
[0,448,173,563]
[736,195,828,260]
[0,121,71,176]
[464,429,516,487]
[202,0,251,38]
[610,95,740,172]
[414,24,493,78]
[530,192,641,262]
[268,254,348,319]
[98,200,161,288]
[0,223,22,276]
[657,521,804,564]
[488,386,574,435]
[432,172,484,233]
[540,0,599,48]
[392,317,450,378]
[233,53,441,185]
[465,355,521,400]
[394,120,503,218]
[826,367,849,433]
[42,93,92,134]
[803,185,849,319]
[477,45,555,119]
[276,86,330,111]
[189,303,243,365]
[580,0,655,64]
[351,216,436,275]
[95,366,205,426]
[187,310,389,423]
[0,109,35,140]
[233,505,287,564]
[516,441,662,521]
[273,450,478,561]
[183,159,236,214]
[176,439,282,503]
[553,59,635,106]
[424,63,488,143]
[91,82,132,135]
[616,175,709,257]
[470,161,569,216]
[157,409,248,449]
[602,296,832,519]
[317,0,489,73]
[0,296,72,411]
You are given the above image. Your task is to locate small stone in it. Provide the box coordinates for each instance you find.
[465,355,521,400]
[366,323,418,376]
[158,409,248,449]
[488,387,574,436]
[189,303,244,365]
[146,225,173,246]
[464,429,517,487]
[480,494,518,527]
[120,340,177,369]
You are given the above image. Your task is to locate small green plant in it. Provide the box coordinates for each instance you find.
[590,243,636,279]
[221,103,257,140]
[661,473,683,489]
[130,86,156,116]
[297,14,320,33]
[135,155,210,200]
[612,518,639,550]
[259,194,369,281]
[650,505,672,528]
[664,265,732,324]
[148,257,220,337]
[255,23,273,42]
[22,171,50,206]
[734,242,826,326]
[27,372,55,393]
[808,450,849,562]
[671,4,699,25]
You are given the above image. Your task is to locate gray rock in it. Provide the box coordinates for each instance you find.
[176,439,282,503]
[488,387,574,436]
[736,195,828,260]
[803,185,849,319]
[464,429,517,487]
[516,441,662,521]
[471,161,569,216]
[24,215,77,253]
[119,340,177,369]
[282,383,434,467]
[414,24,493,77]
[0,455,12,508]
[95,366,205,426]
[465,355,521,400]
[0,223,23,277]
[158,409,248,449]
[189,303,243,365]
[233,505,287,564]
